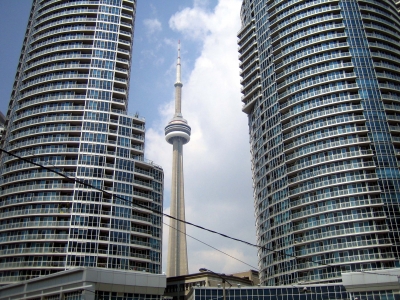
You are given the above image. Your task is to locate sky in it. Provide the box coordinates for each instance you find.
[0,0,258,275]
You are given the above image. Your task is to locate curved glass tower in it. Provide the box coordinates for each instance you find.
[0,0,163,285]
[239,0,400,286]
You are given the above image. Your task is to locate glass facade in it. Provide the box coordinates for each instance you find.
[239,0,400,286]
[96,292,162,300]
[0,0,163,285]
[188,286,400,300]
[0,114,5,142]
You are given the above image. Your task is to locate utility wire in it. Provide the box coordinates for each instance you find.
[163,222,258,270]
[5,147,259,269]
[0,147,254,244]
[0,147,398,278]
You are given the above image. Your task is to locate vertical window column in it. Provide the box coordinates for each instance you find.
[341,0,399,267]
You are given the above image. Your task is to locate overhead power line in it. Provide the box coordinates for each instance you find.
[0,147,398,279]
[0,147,255,245]
[163,222,258,270]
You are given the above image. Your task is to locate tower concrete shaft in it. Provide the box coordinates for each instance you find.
[167,138,189,276]
[165,42,191,277]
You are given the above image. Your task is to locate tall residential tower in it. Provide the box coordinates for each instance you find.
[239,0,400,286]
[165,43,191,277]
[0,0,163,285]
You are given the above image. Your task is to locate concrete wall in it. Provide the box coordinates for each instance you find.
[0,267,166,300]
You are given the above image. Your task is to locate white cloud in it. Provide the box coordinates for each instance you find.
[141,49,165,66]
[163,38,177,48]
[150,3,158,16]
[143,18,162,36]
[146,0,258,274]
[169,6,210,41]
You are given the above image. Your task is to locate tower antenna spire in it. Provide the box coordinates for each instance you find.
[176,40,182,86]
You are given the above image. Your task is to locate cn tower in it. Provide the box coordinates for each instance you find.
[165,42,191,277]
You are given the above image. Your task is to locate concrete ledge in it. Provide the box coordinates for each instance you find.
[342,268,400,292]
[0,267,166,300]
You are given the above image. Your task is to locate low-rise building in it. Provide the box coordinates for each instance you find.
[230,270,260,286]
[0,267,166,300]
[165,270,259,300]
[186,269,400,300]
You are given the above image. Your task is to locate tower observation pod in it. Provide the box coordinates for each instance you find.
[165,42,191,277]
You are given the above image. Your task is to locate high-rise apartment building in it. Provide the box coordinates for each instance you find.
[0,0,163,285]
[0,113,5,142]
[238,0,400,286]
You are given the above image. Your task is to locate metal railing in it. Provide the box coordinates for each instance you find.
[272,14,342,41]
[290,185,381,208]
[291,197,382,220]
[280,84,358,108]
[285,126,368,151]
[278,63,353,89]
[293,211,385,232]
[279,73,355,99]
[287,150,373,173]
[286,137,371,161]
[288,161,376,184]
[289,173,378,196]
[23,64,90,79]
[276,52,351,79]
[284,115,365,140]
